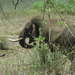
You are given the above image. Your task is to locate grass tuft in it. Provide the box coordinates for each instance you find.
[0,37,7,50]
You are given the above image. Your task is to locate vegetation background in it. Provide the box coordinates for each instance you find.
[0,0,75,75]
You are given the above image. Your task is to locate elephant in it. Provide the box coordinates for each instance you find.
[9,15,75,62]
[18,16,65,48]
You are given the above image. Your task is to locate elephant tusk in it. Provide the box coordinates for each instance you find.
[27,42,36,45]
[9,38,24,42]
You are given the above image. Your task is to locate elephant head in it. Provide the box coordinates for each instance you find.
[18,16,44,48]
[9,16,65,48]
[9,16,43,48]
[19,23,38,48]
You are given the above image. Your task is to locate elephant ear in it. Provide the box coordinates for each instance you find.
[32,24,37,38]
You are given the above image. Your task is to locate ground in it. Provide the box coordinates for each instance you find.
[0,14,75,75]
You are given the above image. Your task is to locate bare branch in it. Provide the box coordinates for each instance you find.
[12,0,20,9]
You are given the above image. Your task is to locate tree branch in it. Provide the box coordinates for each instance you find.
[12,0,20,9]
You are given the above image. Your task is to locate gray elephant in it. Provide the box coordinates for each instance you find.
[18,16,65,48]
[9,15,75,61]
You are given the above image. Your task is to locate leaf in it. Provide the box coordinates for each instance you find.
[41,20,47,25]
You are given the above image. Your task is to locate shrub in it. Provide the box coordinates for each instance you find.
[31,1,44,11]
[56,2,75,15]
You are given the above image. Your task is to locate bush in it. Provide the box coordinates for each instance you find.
[31,1,44,11]
[31,1,75,15]
[68,0,75,5]
[46,1,75,15]
[55,2,75,15]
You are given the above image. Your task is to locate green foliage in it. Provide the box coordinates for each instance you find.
[46,1,75,15]
[34,36,45,41]
[68,0,75,4]
[31,65,36,68]
[22,66,27,70]
[41,20,47,25]
[31,1,75,15]
[31,1,44,11]
[56,2,67,9]
[58,21,65,27]
[55,2,75,15]
[4,61,9,64]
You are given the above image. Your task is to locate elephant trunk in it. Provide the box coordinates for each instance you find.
[9,37,34,48]
[9,29,35,48]
[19,33,28,48]
[19,38,26,48]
